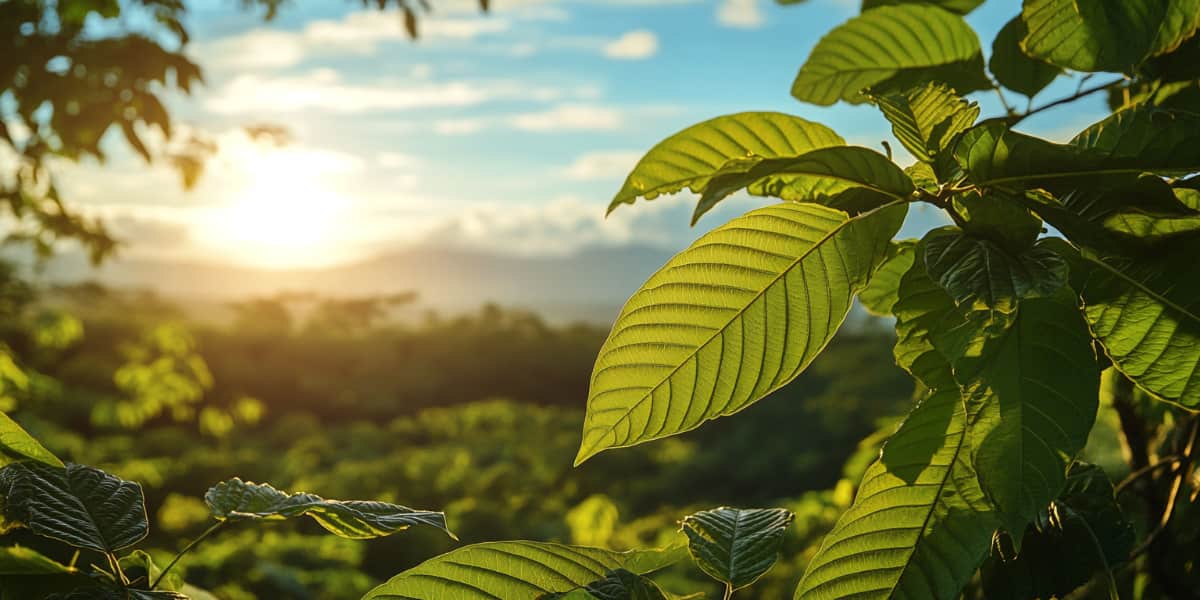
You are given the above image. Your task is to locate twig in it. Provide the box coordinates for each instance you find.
[151,520,226,590]
[1010,78,1125,126]
[1114,455,1183,496]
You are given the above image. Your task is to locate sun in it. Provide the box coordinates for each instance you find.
[202,146,353,269]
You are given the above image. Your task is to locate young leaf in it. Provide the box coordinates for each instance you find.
[1022,0,1200,72]
[873,83,979,164]
[362,541,684,599]
[0,545,76,575]
[608,112,843,213]
[1062,241,1200,409]
[795,387,998,599]
[858,240,916,316]
[576,202,906,464]
[861,0,982,14]
[988,16,1060,98]
[0,412,63,469]
[791,5,988,105]
[204,478,453,540]
[956,292,1100,538]
[0,462,148,553]
[697,145,915,222]
[923,229,1067,314]
[680,507,793,591]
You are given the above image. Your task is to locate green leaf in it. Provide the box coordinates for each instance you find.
[0,545,76,575]
[1064,241,1200,409]
[697,146,915,222]
[955,292,1100,537]
[953,192,1044,251]
[980,463,1133,599]
[989,16,1060,98]
[0,412,63,469]
[680,507,793,591]
[542,569,671,600]
[873,83,979,165]
[1021,0,1200,72]
[923,229,1067,314]
[795,387,998,599]
[204,478,453,540]
[576,202,906,464]
[861,0,983,14]
[120,549,181,591]
[0,462,148,553]
[858,240,916,316]
[608,112,843,213]
[791,5,987,106]
[362,541,685,600]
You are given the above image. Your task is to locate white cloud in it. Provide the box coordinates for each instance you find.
[603,30,659,60]
[434,119,488,135]
[564,151,642,180]
[717,0,765,29]
[377,152,422,169]
[511,104,624,131]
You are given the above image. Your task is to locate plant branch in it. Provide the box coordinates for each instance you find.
[151,520,226,590]
[1115,455,1183,496]
[1010,78,1125,126]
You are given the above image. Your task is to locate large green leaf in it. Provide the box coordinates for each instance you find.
[362,541,684,600]
[576,202,905,464]
[0,412,63,469]
[989,16,1060,98]
[795,387,997,599]
[1021,0,1200,72]
[791,5,987,106]
[923,229,1067,314]
[980,463,1133,599]
[205,478,453,540]
[892,251,974,390]
[861,0,983,14]
[0,545,76,575]
[697,146,915,222]
[608,112,843,213]
[858,240,916,316]
[1064,241,1200,409]
[955,292,1100,537]
[680,507,793,591]
[0,462,147,553]
[874,83,979,165]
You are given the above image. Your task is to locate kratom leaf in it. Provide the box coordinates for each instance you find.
[892,248,976,390]
[0,412,63,469]
[120,549,181,591]
[953,192,1044,251]
[576,202,905,464]
[955,292,1100,537]
[543,569,670,600]
[1063,241,1200,409]
[923,229,1067,314]
[681,507,793,590]
[0,462,148,553]
[0,545,76,575]
[1021,0,1200,72]
[795,387,998,599]
[791,5,987,105]
[204,478,453,540]
[858,240,916,316]
[874,83,979,164]
[697,146,915,222]
[861,0,982,14]
[989,16,1060,98]
[608,112,843,213]
[980,463,1133,599]
[362,541,684,599]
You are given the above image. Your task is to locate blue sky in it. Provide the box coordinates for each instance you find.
[56,0,1114,269]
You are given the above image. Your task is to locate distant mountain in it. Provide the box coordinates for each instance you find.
[19,244,678,324]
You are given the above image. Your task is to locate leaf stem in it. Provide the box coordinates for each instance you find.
[723,583,734,600]
[1010,78,1125,126]
[107,552,130,586]
[151,520,226,590]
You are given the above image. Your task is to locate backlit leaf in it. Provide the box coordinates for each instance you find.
[874,83,979,164]
[989,16,1060,98]
[205,478,453,540]
[791,5,987,106]
[576,202,905,464]
[1021,0,1200,72]
[681,507,793,591]
[0,412,63,469]
[0,545,75,575]
[858,240,916,316]
[861,0,982,14]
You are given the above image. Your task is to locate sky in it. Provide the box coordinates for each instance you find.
[55,0,1115,270]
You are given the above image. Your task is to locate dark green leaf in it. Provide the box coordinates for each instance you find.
[680,507,793,590]
[576,202,905,464]
[874,82,979,164]
[858,240,916,316]
[0,412,64,469]
[892,250,974,390]
[0,462,148,553]
[1022,0,1200,72]
[791,5,987,105]
[861,0,983,14]
[204,478,453,540]
[363,541,685,599]
[953,191,1044,251]
[989,16,1060,98]
[923,229,1067,314]
[697,146,915,222]
[542,569,671,600]
[609,113,843,213]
